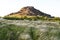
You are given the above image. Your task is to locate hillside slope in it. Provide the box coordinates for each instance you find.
[6,6,52,18]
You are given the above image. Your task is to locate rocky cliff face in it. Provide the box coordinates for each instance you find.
[8,6,51,17]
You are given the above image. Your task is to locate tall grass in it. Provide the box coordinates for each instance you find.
[0,24,26,40]
[0,21,60,40]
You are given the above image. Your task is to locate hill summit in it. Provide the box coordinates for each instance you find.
[7,6,51,17]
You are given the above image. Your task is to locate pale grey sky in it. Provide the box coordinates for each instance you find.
[0,0,60,17]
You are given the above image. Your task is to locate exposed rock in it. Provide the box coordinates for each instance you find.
[7,6,52,17]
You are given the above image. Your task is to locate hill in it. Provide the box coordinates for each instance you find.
[6,6,52,17]
[4,6,60,21]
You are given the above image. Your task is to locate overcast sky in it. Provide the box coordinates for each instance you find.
[0,0,60,17]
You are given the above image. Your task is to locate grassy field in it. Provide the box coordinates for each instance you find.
[0,18,60,40]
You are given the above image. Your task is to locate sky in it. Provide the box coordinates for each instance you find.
[0,0,60,17]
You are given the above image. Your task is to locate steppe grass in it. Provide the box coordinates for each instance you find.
[0,21,60,40]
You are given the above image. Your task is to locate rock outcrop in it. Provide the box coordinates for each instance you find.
[7,6,52,17]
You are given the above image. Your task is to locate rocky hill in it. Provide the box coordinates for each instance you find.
[7,6,52,18]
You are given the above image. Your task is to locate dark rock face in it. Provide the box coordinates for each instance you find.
[8,6,52,17]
